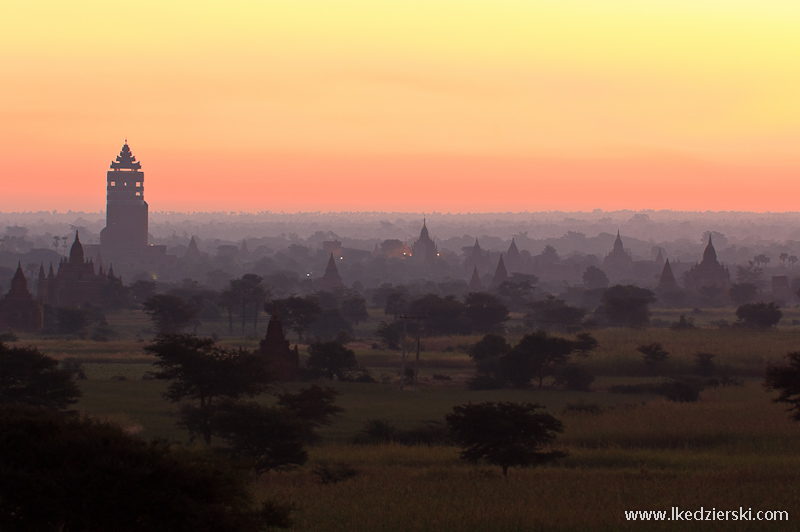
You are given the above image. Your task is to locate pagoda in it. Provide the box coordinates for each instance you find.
[100,142,149,250]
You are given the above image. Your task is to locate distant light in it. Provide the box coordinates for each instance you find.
[339,256,343,260]
[437,253,440,256]
[306,273,311,277]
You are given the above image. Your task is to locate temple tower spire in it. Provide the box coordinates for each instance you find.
[100,141,149,250]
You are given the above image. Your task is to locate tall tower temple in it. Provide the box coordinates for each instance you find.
[100,142,148,250]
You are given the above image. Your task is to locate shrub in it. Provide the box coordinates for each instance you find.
[552,365,595,391]
[663,380,702,403]
[562,401,603,415]
[637,342,670,370]
[312,462,359,485]
[467,374,505,390]
[694,352,716,377]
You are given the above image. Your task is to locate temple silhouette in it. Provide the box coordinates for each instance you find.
[37,232,119,308]
[683,236,731,291]
[411,218,439,263]
[0,263,43,332]
[84,142,175,277]
[257,306,300,381]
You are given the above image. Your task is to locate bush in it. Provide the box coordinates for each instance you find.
[0,332,18,342]
[693,352,716,377]
[467,374,505,390]
[637,342,670,370]
[552,365,594,391]
[312,462,359,485]
[736,302,782,329]
[663,380,702,403]
[359,418,396,444]
[562,401,603,415]
[670,315,696,330]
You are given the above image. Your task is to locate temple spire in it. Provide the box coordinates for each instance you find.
[69,231,85,264]
[491,254,508,288]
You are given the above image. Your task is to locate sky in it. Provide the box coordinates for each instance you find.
[2,1,799,214]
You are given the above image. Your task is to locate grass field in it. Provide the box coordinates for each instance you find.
[11,307,800,530]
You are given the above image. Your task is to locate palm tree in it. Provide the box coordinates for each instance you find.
[219,288,236,335]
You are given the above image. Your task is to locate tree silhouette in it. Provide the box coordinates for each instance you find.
[143,294,199,335]
[582,265,609,290]
[736,302,782,329]
[0,406,292,531]
[505,331,576,388]
[637,342,670,371]
[146,334,273,444]
[305,341,360,380]
[0,343,81,410]
[600,285,656,327]
[272,297,322,343]
[764,352,800,421]
[464,292,509,335]
[446,402,566,476]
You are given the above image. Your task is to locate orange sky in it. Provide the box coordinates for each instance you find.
[2,1,799,213]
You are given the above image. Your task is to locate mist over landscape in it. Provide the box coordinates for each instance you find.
[4,1,800,529]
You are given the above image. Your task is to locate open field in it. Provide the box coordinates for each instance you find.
[10,309,800,530]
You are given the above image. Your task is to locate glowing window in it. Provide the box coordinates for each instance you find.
[135,192,141,196]
[110,181,116,187]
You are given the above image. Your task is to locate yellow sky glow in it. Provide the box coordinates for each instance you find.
[1,1,799,212]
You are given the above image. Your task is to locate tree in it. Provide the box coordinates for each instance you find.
[637,342,670,371]
[340,295,369,325]
[219,288,237,334]
[0,343,81,410]
[729,283,758,306]
[494,277,537,312]
[276,384,343,443]
[229,274,269,335]
[600,285,656,327]
[408,294,470,336]
[446,402,567,476]
[384,289,408,319]
[0,406,291,531]
[572,332,599,357]
[525,295,586,331]
[56,306,91,337]
[736,302,782,329]
[375,320,402,350]
[505,331,576,388]
[468,333,511,375]
[305,341,361,380]
[210,399,308,475]
[552,365,594,391]
[145,334,273,444]
[540,245,559,262]
[272,296,322,342]
[764,352,800,421]
[310,308,353,341]
[736,262,763,286]
[464,292,509,335]
[582,265,609,290]
[129,279,157,304]
[143,294,199,335]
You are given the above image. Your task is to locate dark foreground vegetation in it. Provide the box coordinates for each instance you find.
[2,303,800,530]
